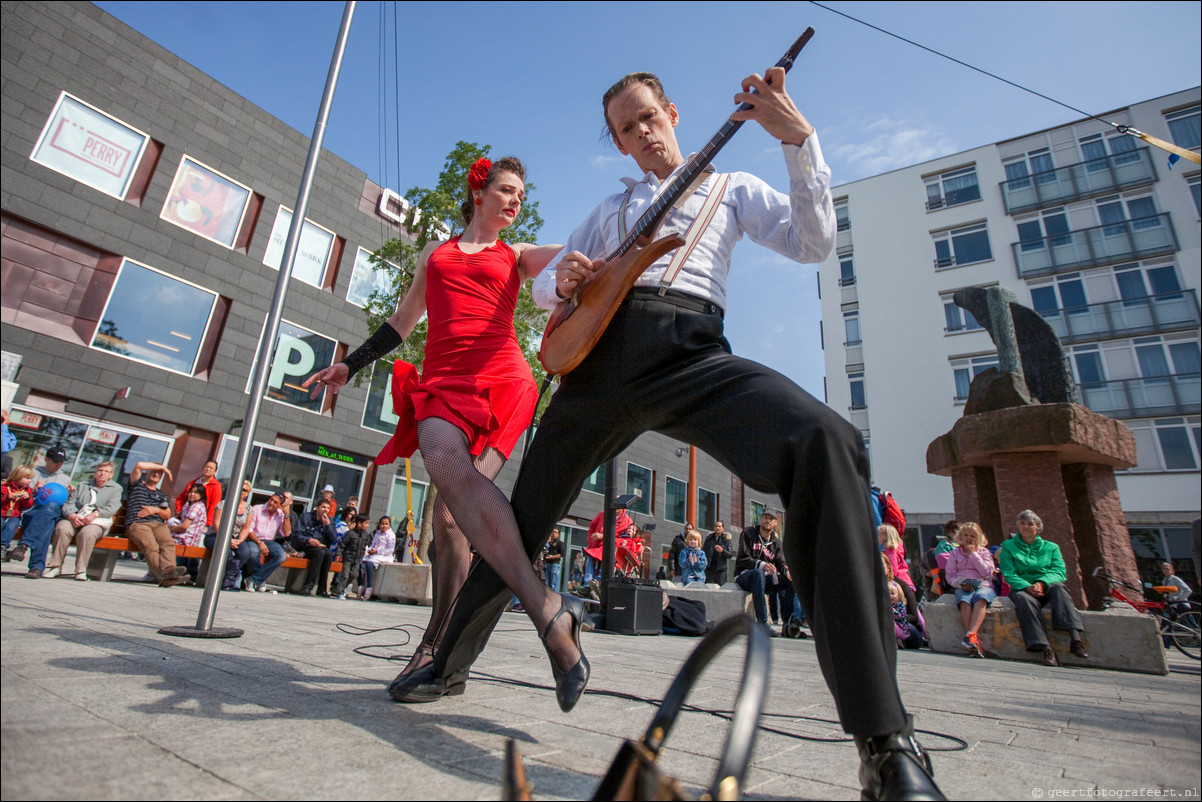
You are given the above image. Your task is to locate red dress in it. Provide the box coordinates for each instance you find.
[376,237,537,463]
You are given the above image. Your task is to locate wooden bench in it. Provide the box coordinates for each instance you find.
[88,536,342,590]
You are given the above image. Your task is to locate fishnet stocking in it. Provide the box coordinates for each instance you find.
[415,417,579,668]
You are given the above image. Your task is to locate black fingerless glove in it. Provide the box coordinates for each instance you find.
[342,322,403,379]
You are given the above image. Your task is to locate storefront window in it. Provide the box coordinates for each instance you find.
[30,92,151,200]
[160,156,253,249]
[625,463,652,515]
[6,406,171,484]
[251,320,338,413]
[362,361,399,435]
[388,473,429,541]
[262,206,336,288]
[346,246,397,308]
[216,436,365,511]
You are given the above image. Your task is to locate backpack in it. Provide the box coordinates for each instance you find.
[879,490,906,535]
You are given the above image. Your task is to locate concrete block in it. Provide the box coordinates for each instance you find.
[658,581,752,623]
[374,562,432,605]
[924,594,1168,674]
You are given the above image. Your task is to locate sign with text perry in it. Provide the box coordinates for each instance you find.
[30,92,150,200]
[252,320,337,413]
[263,206,336,288]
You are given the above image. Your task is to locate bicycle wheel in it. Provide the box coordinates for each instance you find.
[1166,604,1201,660]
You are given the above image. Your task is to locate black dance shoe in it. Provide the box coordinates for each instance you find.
[541,593,590,713]
[855,716,946,801]
[388,663,468,703]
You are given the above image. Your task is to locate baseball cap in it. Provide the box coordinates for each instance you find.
[322,484,335,493]
[45,447,68,463]
[760,509,777,520]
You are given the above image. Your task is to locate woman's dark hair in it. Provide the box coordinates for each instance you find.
[601,72,672,140]
[353,514,371,525]
[461,156,526,225]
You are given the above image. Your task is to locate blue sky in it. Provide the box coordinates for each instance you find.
[94,1,1201,398]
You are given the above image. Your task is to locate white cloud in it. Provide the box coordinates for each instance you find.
[590,153,627,170]
[826,115,959,182]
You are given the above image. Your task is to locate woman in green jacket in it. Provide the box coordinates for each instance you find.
[997,510,1089,666]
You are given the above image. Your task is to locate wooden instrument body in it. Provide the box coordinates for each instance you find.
[538,232,685,376]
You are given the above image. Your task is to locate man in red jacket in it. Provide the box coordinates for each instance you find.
[174,460,221,528]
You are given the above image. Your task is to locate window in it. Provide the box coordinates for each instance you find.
[581,464,607,495]
[1133,336,1201,379]
[90,258,219,376]
[1187,174,1201,217]
[250,320,338,413]
[160,156,253,249]
[1079,132,1140,170]
[6,406,173,486]
[1070,345,1106,386]
[346,247,399,308]
[1096,194,1159,234]
[665,476,687,524]
[1016,209,1070,252]
[924,166,981,209]
[262,206,337,288]
[30,92,151,200]
[933,223,992,268]
[750,500,766,526]
[952,355,999,400]
[849,372,866,409]
[1165,106,1201,151]
[361,361,399,435]
[942,293,983,333]
[697,488,718,531]
[1029,274,1087,316]
[839,253,855,286]
[625,462,652,515]
[1003,148,1055,189]
[216,436,366,510]
[843,309,861,345]
[388,474,429,541]
[835,199,850,231]
[1126,419,1202,473]
[1114,263,1183,302]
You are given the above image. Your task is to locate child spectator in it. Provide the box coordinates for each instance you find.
[946,522,996,659]
[359,516,396,601]
[677,529,708,585]
[878,524,914,592]
[2,465,35,559]
[170,484,208,548]
[889,580,924,649]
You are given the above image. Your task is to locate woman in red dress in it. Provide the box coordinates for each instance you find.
[304,158,590,711]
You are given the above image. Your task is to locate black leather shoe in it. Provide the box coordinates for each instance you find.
[1069,640,1089,659]
[856,717,946,801]
[388,663,468,703]
[1042,647,1060,666]
[541,593,590,712]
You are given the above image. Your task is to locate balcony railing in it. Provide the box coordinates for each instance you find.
[1001,147,1158,214]
[1039,289,1201,345]
[1012,214,1178,278]
[1077,373,1201,419]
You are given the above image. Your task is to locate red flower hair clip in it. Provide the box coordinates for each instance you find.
[467,158,492,191]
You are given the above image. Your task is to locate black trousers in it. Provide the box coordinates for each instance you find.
[298,543,332,593]
[429,291,908,736]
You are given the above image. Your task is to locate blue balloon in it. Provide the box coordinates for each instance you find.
[36,482,69,507]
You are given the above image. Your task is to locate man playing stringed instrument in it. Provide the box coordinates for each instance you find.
[391,68,945,801]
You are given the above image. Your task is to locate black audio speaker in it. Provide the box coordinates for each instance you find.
[605,579,662,635]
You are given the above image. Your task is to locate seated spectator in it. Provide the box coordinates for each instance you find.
[2,465,35,560]
[280,491,300,554]
[1158,562,1192,608]
[734,509,797,637]
[174,459,221,529]
[677,529,708,585]
[889,580,924,649]
[997,509,1088,666]
[945,522,996,659]
[10,446,74,573]
[44,461,123,580]
[921,519,958,601]
[702,521,734,585]
[878,523,914,593]
[237,491,288,592]
[291,498,337,596]
[331,514,371,600]
[583,508,632,585]
[124,461,189,587]
[205,481,252,590]
[168,483,208,584]
[358,516,396,601]
[0,410,15,478]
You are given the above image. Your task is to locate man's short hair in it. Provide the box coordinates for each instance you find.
[270,492,286,503]
[94,461,115,472]
[353,514,371,526]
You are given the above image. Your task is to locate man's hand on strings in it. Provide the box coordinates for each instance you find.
[555,251,605,299]
[730,67,814,147]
